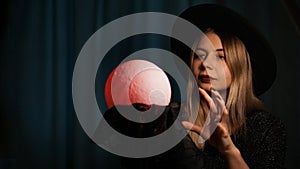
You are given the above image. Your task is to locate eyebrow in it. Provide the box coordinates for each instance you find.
[196,47,206,51]
[196,48,224,52]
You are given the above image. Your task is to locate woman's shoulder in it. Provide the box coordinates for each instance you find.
[244,110,286,143]
[246,110,285,130]
[239,111,287,168]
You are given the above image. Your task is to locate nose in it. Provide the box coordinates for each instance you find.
[199,62,206,70]
[202,54,216,70]
[201,61,213,70]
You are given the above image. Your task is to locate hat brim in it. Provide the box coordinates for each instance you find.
[171,4,276,95]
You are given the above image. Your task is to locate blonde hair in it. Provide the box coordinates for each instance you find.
[185,29,265,149]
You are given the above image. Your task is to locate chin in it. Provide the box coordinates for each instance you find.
[199,83,211,92]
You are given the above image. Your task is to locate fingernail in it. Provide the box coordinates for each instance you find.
[181,121,193,129]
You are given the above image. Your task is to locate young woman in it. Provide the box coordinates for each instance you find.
[165,4,287,169]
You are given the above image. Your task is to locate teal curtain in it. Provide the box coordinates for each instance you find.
[1,0,299,168]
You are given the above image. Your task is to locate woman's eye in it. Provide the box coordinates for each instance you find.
[218,55,225,59]
[196,54,206,60]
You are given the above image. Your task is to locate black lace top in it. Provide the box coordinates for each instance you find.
[100,104,286,169]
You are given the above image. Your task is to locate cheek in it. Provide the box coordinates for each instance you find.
[192,60,201,74]
[224,65,232,85]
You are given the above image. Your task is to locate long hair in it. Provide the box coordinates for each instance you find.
[185,29,265,149]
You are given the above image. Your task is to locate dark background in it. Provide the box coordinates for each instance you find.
[1,0,299,168]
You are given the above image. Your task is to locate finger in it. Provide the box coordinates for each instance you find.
[198,88,213,106]
[211,89,223,100]
[211,90,227,113]
[211,89,225,106]
[213,96,225,115]
[220,108,229,126]
[214,95,228,115]
[201,121,217,140]
[210,90,224,119]
[181,121,202,134]
[213,98,229,131]
[199,88,218,113]
[216,123,230,137]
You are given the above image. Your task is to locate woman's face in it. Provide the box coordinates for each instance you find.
[192,32,232,92]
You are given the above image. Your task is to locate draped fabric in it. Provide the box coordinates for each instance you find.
[1,0,299,168]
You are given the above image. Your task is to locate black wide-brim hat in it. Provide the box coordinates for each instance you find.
[171,4,276,96]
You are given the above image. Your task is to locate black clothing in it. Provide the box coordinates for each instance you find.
[100,104,286,169]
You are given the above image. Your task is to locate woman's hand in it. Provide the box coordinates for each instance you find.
[182,88,237,155]
[183,88,250,169]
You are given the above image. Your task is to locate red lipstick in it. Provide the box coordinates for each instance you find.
[199,75,211,83]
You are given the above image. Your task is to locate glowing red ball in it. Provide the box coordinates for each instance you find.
[105,60,171,109]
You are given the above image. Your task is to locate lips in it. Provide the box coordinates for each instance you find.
[199,75,215,83]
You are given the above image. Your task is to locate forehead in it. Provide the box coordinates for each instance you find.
[197,32,223,52]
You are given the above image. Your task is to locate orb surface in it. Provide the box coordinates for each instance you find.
[105,60,171,108]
